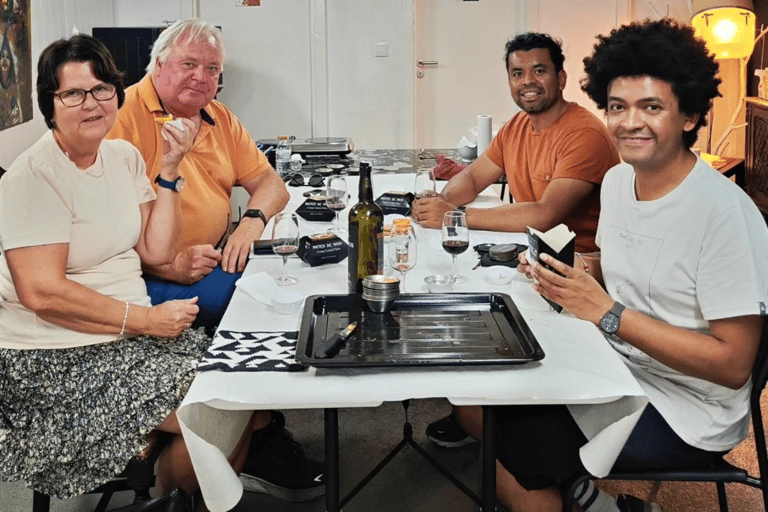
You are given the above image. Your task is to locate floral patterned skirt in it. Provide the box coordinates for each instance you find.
[0,329,209,499]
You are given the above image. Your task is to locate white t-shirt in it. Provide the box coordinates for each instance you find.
[596,158,768,451]
[0,131,156,349]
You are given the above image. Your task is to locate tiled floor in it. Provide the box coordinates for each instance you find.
[2,395,767,512]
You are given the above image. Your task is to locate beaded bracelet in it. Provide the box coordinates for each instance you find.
[575,253,589,275]
[120,302,130,335]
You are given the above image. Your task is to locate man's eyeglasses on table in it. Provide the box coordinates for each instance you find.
[53,83,117,107]
[289,173,325,187]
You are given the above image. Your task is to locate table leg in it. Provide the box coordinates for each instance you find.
[482,406,496,511]
[325,408,340,512]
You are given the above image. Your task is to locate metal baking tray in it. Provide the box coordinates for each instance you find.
[295,293,544,367]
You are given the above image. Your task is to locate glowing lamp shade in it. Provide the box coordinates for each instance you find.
[692,0,755,59]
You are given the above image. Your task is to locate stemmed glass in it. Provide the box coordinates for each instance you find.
[441,211,469,284]
[271,212,300,286]
[414,169,437,199]
[388,222,418,292]
[326,176,348,234]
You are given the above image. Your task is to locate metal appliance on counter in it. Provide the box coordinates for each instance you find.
[256,137,354,169]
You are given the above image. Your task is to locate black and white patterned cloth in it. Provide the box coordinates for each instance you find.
[197,330,307,372]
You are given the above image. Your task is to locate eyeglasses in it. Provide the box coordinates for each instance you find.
[53,83,117,107]
[289,173,324,187]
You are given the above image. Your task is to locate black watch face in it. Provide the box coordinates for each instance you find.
[600,314,619,334]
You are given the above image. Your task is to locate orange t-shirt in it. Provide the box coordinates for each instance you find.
[107,75,272,250]
[485,102,619,252]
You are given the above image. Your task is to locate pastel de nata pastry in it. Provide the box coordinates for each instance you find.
[154,114,185,132]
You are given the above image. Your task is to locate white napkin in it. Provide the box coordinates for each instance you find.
[235,271,280,305]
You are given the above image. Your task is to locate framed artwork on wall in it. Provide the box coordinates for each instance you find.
[0,0,32,132]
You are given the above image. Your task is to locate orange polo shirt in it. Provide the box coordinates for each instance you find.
[107,75,272,250]
[485,102,619,253]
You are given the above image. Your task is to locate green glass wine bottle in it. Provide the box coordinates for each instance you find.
[348,162,384,293]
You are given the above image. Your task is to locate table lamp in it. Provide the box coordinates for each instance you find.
[691,0,766,155]
[692,0,755,60]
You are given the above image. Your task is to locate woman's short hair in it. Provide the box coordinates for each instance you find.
[146,19,225,75]
[504,32,565,74]
[581,18,721,148]
[36,34,125,130]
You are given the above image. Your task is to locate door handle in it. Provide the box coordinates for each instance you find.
[417,60,438,67]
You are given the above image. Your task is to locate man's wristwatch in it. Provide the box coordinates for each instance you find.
[599,301,625,334]
[242,209,267,225]
[154,174,185,192]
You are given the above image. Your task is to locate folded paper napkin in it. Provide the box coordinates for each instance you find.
[432,153,468,180]
[197,330,307,372]
[236,271,280,305]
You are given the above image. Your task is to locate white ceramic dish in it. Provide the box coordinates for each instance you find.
[483,265,515,285]
[424,274,456,293]
[271,288,304,315]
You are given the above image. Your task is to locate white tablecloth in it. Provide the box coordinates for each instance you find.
[177,174,647,512]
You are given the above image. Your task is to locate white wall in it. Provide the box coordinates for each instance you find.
[0,0,115,167]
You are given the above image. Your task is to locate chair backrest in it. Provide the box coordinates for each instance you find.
[748,318,768,502]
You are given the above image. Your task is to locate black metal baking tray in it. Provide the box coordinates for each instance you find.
[295,293,544,367]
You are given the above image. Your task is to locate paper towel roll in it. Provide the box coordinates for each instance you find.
[477,115,492,156]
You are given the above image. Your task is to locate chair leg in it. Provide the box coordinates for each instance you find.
[715,481,729,512]
[32,491,50,512]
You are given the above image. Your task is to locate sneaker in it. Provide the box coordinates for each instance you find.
[616,494,663,512]
[425,413,477,448]
[239,411,325,502]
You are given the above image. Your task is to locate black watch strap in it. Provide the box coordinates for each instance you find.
[599,301,625,334]
[243,209,267,225]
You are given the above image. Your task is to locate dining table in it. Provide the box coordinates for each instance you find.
[176,149,648,512]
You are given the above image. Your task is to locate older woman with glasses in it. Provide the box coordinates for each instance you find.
[0,34,252,503]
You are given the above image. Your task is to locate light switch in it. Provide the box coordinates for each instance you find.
[375,42,389,57]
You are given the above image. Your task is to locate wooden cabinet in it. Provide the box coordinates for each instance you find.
[746,98,768,217]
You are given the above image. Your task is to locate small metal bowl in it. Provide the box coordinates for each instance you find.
[363,296,397,313]
[424,274,456,293]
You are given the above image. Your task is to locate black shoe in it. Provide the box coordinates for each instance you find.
[240,411,325,502]
[616,494,663,512]
[425,413,477,448]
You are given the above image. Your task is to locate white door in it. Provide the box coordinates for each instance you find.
[414,0,524,149]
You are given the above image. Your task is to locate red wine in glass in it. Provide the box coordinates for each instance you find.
[442,240,469,255]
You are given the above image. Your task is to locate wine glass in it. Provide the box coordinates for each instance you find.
[326,176,348,234]
[441,211,469,284]
[414,169,437,200]
[388,223,417,292]
[271,212,300,286]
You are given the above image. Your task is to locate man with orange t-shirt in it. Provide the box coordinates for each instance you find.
[415,31,619,448]
[411,32,619,254]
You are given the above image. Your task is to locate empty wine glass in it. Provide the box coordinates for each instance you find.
[414,169,437,200]
[326,176,348,234]
[441,211,469,284]
[272,212,300,286]
[388,221,417,292]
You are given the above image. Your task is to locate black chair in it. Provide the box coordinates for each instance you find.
[563,321,768,512]
[32,432,170,512]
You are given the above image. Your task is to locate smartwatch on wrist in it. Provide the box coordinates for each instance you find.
[599,301,625,334]
[242,209,267,225]
[154,174,185,192]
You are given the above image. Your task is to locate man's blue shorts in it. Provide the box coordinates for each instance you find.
[144,266,241,334]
